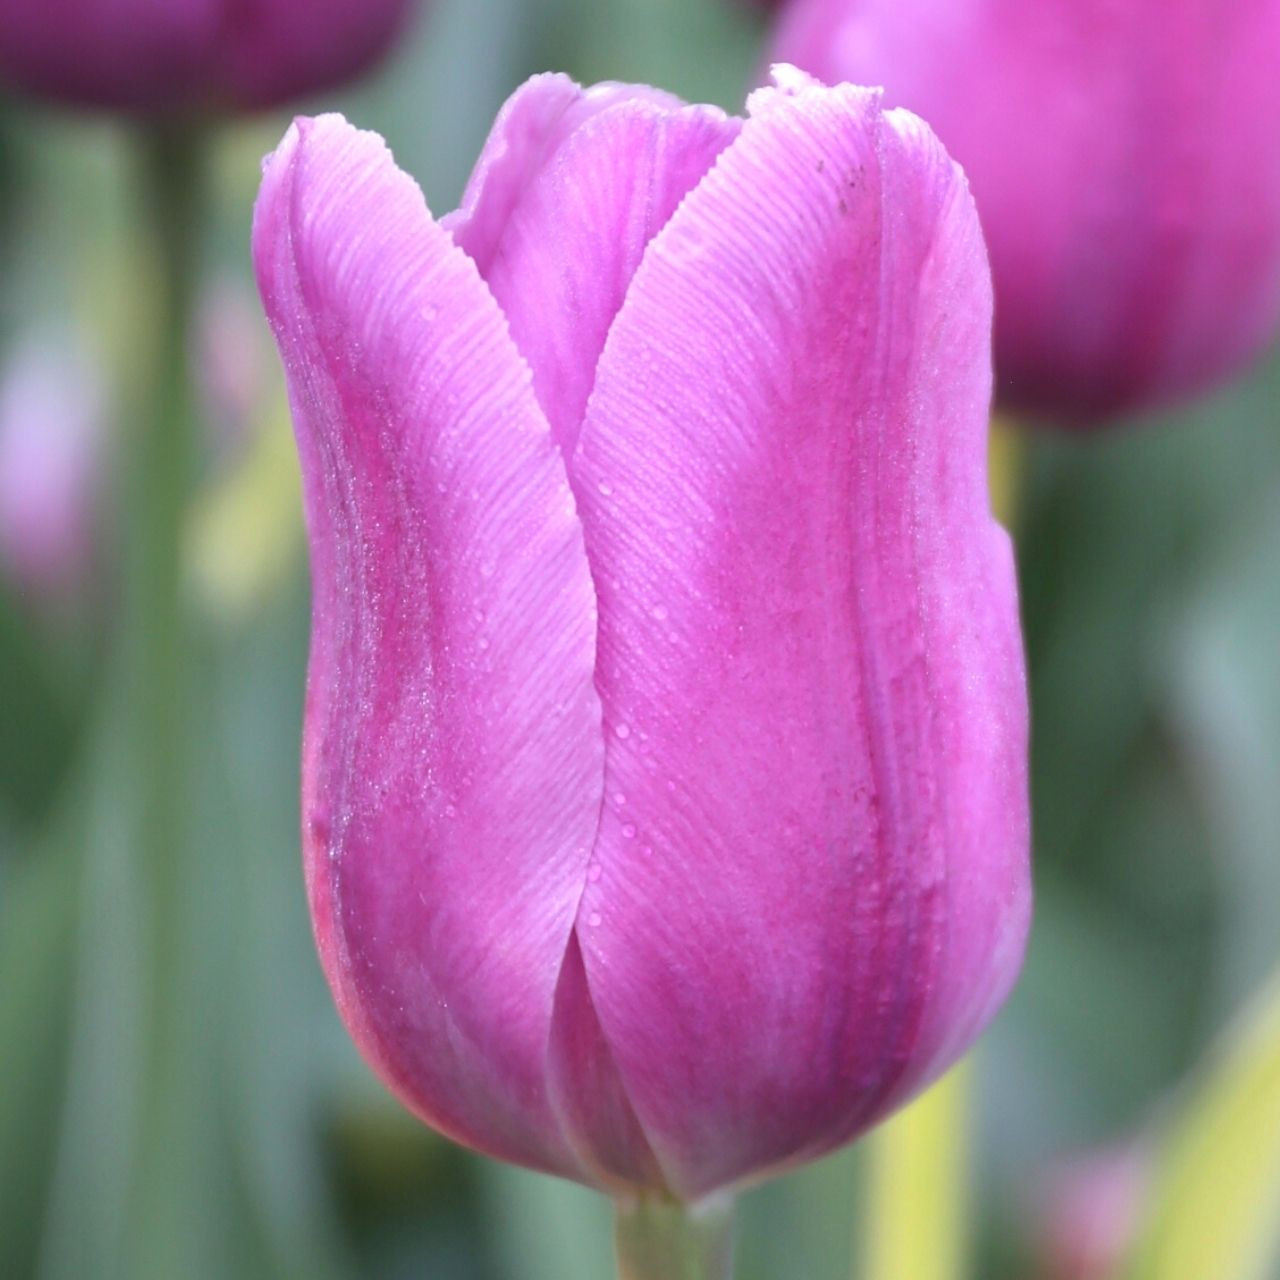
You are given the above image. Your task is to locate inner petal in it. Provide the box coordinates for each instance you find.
[447,81,741,460]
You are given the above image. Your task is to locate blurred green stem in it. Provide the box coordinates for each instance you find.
[128,119,203,1059]
[614,1192,735,1280]
[988,414,1025,532]
[858,1065,972,1280]
[116,121,207,1270]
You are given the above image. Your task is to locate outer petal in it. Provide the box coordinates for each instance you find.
[446,75,740,458]
[568,70,1030,1197]
[252,115,602,1178]
[771,0,1280,423]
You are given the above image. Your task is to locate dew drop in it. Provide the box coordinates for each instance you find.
[651,604,669,622]
[614,723,631,740]
[588,911,602,928]
[597,479,614,496]
[621,823,637,840]
[587,862,602,883]
[444,803,458,819]
[613,790,627,807]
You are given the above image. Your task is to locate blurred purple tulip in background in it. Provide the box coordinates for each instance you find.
[0,331,103,597]
[0,0,418,112]
[253,66,1030,1201]
[769,0,1280,426]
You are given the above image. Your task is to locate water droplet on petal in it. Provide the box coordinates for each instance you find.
[621,823,637,840]
[614,723,631,740]
[588,911,602,928]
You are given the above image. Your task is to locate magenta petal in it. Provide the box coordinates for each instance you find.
[252,115,603,1178]
[568,71,1030,1197]
[445,74,740,457]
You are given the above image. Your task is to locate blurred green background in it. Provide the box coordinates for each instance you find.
[2,1,1279,1277]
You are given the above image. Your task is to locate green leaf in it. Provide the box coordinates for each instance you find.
[1123,974,1280,1280]
[1166,500,1280,1009]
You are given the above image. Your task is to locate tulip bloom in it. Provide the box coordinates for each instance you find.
[253,67,1030,1200]
[0,0,414,112]
[0,331,102,596]
[770,0,1280,424]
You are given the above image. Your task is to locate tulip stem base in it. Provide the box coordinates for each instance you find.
[614,1191,735,1280]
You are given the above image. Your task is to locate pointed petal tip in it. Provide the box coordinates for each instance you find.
[762,61,885,104]
[767,61,820,93]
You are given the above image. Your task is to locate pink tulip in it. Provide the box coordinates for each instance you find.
[770,0,1280,425]
[0,331,102,597]
[0,0,416,112]
[253,67,1030,1199]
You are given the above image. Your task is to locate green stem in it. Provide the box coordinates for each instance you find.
[33,120,210,1280]
[987,414,1025,532]
[857,1065,972,1280]
[119,122,206,1270]
[614,1192,735,1280]
[126,119,204,989]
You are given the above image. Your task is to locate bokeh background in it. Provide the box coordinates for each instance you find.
[1,1,1278,1277]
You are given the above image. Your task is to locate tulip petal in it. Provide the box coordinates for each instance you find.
[253,115,603,1178]
[445,73,686,267]
[569,70,1030,1197]
[445,74,740,458]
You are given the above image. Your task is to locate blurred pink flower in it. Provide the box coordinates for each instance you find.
[1035,1144,1150,1280]
[253,68,1030,1198]
[0,331,103,597]
[769,0,1280,425]
[0,0,418,113]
